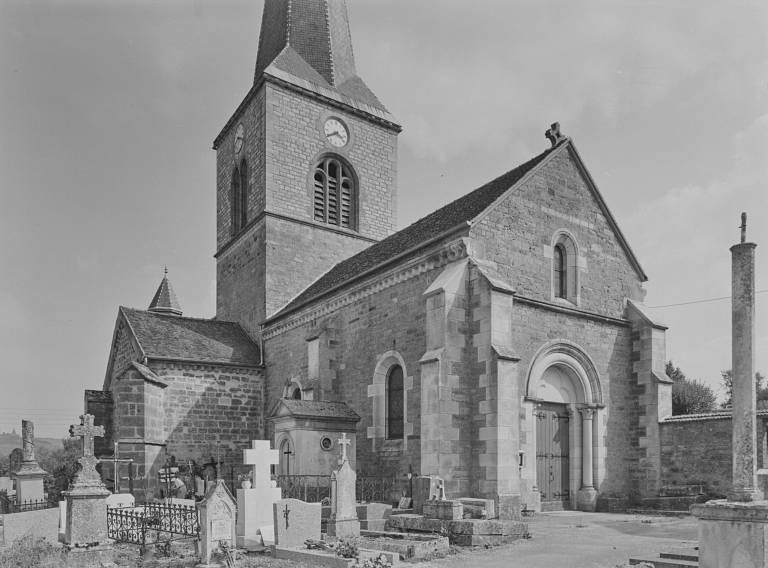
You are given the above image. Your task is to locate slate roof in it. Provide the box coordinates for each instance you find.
[148,273,182,316]
[271,399,361,421]
[120,307,260,366]
[268,141,561,321]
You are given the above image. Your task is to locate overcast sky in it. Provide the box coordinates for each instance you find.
[1,0,766,437]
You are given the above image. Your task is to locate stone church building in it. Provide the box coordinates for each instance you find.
[86,0,673,514]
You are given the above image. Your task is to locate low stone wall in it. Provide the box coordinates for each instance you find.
[659,410,768,498]
[0,507,59,546]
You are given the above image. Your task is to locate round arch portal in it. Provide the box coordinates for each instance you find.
[525,340,603,512]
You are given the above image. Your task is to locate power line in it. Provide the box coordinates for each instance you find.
[648,289,768,309]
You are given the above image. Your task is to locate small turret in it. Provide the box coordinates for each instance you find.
[148,267,182,316]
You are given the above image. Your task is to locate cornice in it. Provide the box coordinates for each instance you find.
[262,238,469,339]
[514,295,630,327]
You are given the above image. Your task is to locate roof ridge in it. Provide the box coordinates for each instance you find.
[266,142,560,322]
[120,306,238,326]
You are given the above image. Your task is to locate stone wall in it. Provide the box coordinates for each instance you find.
[659,412,768,498]
[0,508,59,546]
[108,361,264,501]
[215,82,398,331]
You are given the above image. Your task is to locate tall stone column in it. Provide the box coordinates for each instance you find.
[729,212,760,502]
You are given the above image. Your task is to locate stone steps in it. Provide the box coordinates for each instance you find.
[629,549,699,567]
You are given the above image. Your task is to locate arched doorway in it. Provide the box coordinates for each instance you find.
[526,341,603,512]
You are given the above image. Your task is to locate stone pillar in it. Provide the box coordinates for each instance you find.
[729,217,760,502]
[13,420,48,505]
[576,408,597,511]
[581,409,595,489]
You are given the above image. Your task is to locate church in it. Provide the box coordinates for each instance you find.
[86,0,673,515]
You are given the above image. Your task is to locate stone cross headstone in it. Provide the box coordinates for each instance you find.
[63,414,110,549]
[272,498,320,548]
[327,433,360,538]
[237,440,281,549]
[13,419,47,504]
[198,479,237,566]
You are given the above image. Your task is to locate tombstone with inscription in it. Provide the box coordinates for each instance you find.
[272,498,321,548]
[237,440,281,549]
[327,433,360,538]
[197,479,237,567]
[13,420,48,504]
[8,448,23,476]
[63,414,111,549]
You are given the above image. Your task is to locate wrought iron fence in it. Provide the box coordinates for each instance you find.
[106,502,199,549]
[273,475,404,504]
[0,491,57,514]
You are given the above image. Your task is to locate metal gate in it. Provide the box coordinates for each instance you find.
[535,402,570,510]
[107,502,199,550]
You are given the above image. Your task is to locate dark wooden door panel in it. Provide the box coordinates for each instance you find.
[536,402,570,510]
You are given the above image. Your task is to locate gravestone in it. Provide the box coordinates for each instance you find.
[13,420,47,504]
[105,493,135,509]
[327,433,360,538]
[237,440,281,549]
[197,479,237,567]
[272,498,321,548]
[9,448,23,475]
[412,475,444,514]
[63,414,111,549]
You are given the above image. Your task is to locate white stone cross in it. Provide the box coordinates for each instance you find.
[243,440,279,489]
[337,433,352,464]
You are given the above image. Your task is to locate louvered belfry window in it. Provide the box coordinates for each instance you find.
[313,156,355,229]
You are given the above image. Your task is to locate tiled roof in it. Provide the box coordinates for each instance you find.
[273,399,361,421]
[269,142,560,320]
[121,307,260,366]
[148,273,182,316]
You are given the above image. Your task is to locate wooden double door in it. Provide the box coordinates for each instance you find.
[535,402,570,510]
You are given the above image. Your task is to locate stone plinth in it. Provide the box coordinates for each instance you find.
[64,491,109,547]
[693,499,768,568]
[385,514,529,546]
[237,485,281,548]
[577,487,598,512]
[456,497,495,519]
[14,463,47,504]
[423,500,463,521]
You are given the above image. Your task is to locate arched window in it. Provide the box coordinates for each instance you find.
[230,160,249,236]
[313,156,356,230]
[553,244,566,299]
[552,232,579,304]
[386,365,404,439]
[278,438,293,476]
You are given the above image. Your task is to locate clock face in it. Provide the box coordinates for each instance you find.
[324,118,348,147]
[234,123,244,154]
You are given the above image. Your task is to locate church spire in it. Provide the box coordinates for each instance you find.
[254,0,357,88]
[148,267,183,316]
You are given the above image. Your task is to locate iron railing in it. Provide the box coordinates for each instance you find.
[0,491,57,514]
[106,502,199,550]
[273,475,404,504]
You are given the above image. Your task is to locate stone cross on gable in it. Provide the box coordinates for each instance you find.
[243,440,279,488]
[69,414,105,458]
[337,433,351,464]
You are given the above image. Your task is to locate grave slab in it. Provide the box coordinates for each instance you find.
[423,499,463,520]
[106,493,135,509]
[457,497,495,519]
[273,498,321,548]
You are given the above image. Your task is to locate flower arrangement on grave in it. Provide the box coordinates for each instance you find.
[333,536,360,559]
[353,553,394,568]
[236,470,253,489]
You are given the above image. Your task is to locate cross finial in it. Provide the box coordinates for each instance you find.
[545,122,565,147]
[164,265,168,276]
[740,212,747,244]
[337,433,352,464]
[69,414,105,459]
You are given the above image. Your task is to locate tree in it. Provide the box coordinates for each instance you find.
[721,369,768,408]
[38,437,81,501]
[666,361,717,415]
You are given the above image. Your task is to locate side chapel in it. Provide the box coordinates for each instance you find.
[86,0,673,513]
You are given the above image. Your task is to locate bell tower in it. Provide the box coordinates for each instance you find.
[213,0,401,335]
